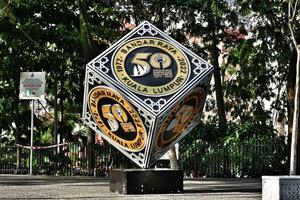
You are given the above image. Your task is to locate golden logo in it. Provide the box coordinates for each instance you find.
[155,87,205,151]
[88,86,147,152]
[113,37,190,96]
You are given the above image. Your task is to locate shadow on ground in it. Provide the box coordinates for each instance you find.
[0,175,109,186]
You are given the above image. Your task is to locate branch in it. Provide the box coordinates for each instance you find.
[78,0,96,58]
[117,1,131,13]
[288,0,292,19]
[2,0,68,59]
[292,0,299,21]
[288,23,298,48]
[0,1,9,20]
[3,1,45,50]
[37,100,54,119]
[288,0,299,22]
[288,0,299,48]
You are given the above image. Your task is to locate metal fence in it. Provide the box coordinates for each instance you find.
[0,137,288,177]
[179,136,288,178]
[0,143,128,176]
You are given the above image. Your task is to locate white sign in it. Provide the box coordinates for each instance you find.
[19,72,46,100]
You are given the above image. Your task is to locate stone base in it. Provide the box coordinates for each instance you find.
[109,168,183,194]
[262,176,300,200]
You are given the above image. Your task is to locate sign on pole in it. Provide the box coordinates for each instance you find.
[19,72,46,100]
[19,72,45,175]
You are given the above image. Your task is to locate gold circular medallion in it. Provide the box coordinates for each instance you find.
[88,86,147,152]
[112,37,190,96]
[155,87,205,151]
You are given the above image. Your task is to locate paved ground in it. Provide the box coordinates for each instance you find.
[0,175,261,200]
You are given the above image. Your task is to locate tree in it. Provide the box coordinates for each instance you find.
[232,0,300,174]
[0,0,294,173]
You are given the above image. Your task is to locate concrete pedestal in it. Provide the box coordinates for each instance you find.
[262,176,300,200]
[109,168,183,194]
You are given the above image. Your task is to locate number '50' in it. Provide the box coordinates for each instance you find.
[132,53,172,70]
[101,104,128,132]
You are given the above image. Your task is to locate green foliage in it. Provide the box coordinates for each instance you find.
[226,0,291,116]
[0,0,124,145]
[40,128,53,145]
[223,118,274,144]
[0,0,294,160]
[180,121,288,177]
[187,113,274,145]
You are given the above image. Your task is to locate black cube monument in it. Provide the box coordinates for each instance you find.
[82,21,213,194]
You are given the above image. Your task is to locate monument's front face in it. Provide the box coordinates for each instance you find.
[82,21,213,168]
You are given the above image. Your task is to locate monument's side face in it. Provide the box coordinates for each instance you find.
[148,79,211,167]
[82,21,213,168]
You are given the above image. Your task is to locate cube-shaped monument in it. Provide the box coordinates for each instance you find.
[82,21,213,168]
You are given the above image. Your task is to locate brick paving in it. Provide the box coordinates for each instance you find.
[0,175,261,200]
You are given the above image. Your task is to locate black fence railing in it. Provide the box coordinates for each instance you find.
[0,137,288,177]
[179,137,288,178]
[0,143,129,176]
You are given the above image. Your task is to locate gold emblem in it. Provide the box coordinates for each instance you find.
[113,37,190,96]
[88,86,147,152]
[155,87,205,151]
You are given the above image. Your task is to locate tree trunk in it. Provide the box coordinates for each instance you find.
[168,147,179,169]
[207,4,228,178]
[15,133,21,173]
[53,72,58,174]
[290,47,300,175]
[287,50,297,172]
[15,103,21,172]
[207,3,227,133]
[14,63,21,173]
[288,0,300,175]
[86,128,95,173]
[78,0,95,172]
[288,53,297,133]
[78,0,95,59]
[59,65,65,142]
[211,44,227,132]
